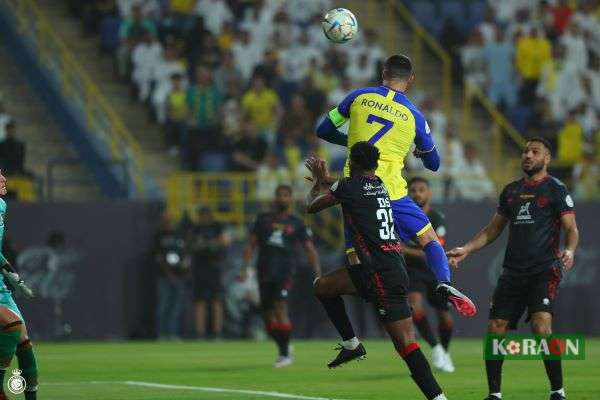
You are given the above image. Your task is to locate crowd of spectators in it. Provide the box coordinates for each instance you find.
[457,0,600,199]
[65,0,501,201]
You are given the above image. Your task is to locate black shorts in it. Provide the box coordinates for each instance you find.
[347,265,411,323]
[193,268,223,302]
[258,276,293,310]
[407,267,449,311]
[490,265,562,329]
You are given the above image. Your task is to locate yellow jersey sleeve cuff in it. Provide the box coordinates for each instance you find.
[415,222,433,238]
[328,107,348,128]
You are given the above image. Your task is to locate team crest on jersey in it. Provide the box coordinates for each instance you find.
[565,195,574,208]
[515,202,534,224]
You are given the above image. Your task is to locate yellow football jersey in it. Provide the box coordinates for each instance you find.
[329,86,435,200]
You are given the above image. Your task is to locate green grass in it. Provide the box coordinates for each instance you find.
[22,339,599,400]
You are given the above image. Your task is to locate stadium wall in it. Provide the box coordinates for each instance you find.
[0,5,127,198]
[5,201,599,340]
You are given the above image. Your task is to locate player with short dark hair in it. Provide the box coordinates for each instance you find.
[405,177,455,373]
[316,54,476,317]
[306,142,460,400]
[0,170,38,400]
[448,138,579,400]
[240,185,321,368]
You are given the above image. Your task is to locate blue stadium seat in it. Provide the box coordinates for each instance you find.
[467,1,488,33]
[100,16,121,53]
[507,106,532,134]
[409,1,439,35]
[440,0,468,32]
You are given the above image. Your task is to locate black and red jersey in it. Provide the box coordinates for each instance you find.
[497,175,575,275]
[251,211,312,280]
[330,175,406,274]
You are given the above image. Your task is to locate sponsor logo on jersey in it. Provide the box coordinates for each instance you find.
[515,202,534,224]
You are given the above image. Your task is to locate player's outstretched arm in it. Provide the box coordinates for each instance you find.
[559,212,579,271]
[447,213,508,267]
[316,116,348,146]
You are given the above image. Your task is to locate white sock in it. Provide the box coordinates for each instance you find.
[490,393,502,399]
[341,337,360,350]
[551,388,565,397]
[432,394,447,400]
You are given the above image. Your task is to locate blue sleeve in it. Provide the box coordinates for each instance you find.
[316,116,348,146]
[412,109,440,171]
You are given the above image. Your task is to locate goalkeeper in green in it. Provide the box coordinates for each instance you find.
[0,171,37,400]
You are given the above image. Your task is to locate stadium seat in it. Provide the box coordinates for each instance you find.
[409,1,439,36]
[467,1,488,33]
[506,106,532,134]
[440,0,468,33]
[100,16,121,53]
[199,153,228,172]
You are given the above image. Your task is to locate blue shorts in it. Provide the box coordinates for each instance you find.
[345,195,431,252]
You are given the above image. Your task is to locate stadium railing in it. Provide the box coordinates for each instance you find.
[167,172,345,248]
[3,0,145,197]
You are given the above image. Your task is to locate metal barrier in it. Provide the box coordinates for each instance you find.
[167,173,345,248]
[2,0,145,196]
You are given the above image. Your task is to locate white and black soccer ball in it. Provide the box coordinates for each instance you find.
[322,8,358,44]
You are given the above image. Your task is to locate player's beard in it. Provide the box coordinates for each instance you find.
[522,159,545,176]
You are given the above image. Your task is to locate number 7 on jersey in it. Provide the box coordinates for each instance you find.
[366,114,394,144]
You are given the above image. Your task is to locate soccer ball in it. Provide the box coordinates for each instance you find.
[322,8,358,43]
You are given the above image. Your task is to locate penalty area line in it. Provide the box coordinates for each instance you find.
[44,380,349,400]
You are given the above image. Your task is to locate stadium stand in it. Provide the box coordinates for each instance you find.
[49,0,500,206]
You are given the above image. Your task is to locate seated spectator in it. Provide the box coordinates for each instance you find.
[151,41,187,124]
[256,153,291,201]
[0,101,11,142]
[221,79,243,140]
[217,22,236,52]
[557,110,584,165]
[516,28,552,106]
[231,118,268,172]
[184,16,210,73]
[327,75,352,107]
[560,22,588,74]
[572,150,600,201]
[194,0,233,36]
[549,0,573,36]
[0,121,25,176]
[231,30,263,81]
[116,4,157,79]
[347,52,376,87]
[297,76,326,124]
[278,93,311,145]
[197,33,222,71]
[213,51,242,96]
[131,32,163,102]
[184,66,222,170]
[484,29,517,109]
[279,32,320,84]
[461,30,487,88]
[311,61,340,98]
[241,74,281,145]
[165,73,188,156]
[451,143,495,201]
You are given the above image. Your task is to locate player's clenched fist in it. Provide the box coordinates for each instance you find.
[559,249,574,271]
[446,247,468,268]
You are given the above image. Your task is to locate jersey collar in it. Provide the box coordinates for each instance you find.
[523,174,550,187]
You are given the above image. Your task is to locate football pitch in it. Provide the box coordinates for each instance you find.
[31,339,599,400]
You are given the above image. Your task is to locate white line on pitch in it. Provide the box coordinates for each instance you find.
[125,381,347,400]
[43,380,348,400]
